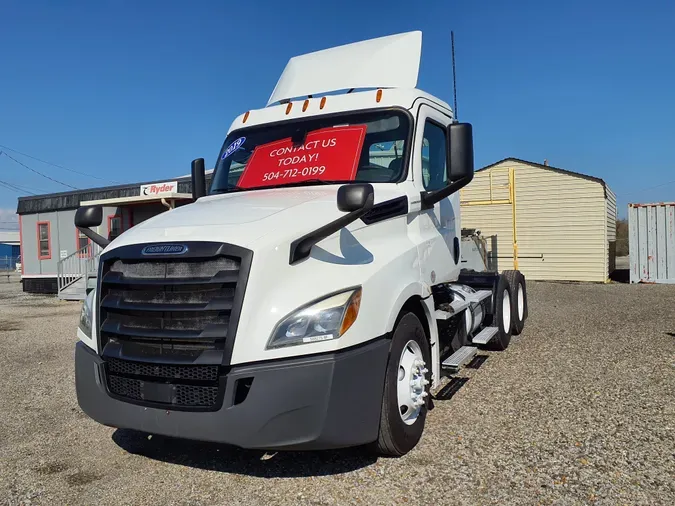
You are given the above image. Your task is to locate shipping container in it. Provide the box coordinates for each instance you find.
[628,202,675,283]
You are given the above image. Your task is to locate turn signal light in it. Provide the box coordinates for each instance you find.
[376,89,383,103]
[320,97,327,109]
[285,102,293,115]
[339,289,362,336]
[302,99,309,112]
[243,111,250,123]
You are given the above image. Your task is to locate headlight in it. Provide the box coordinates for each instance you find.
[79,290,94,337]
[266,287,362,349]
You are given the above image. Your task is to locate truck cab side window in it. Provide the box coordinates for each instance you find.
[421,121,448,191]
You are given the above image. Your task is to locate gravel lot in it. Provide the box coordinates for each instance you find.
[1,277,673,505]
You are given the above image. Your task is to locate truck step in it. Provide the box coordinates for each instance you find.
[442,346,478,372]
[435,300,470,320]
[472,326,499,345]
[464,289,492,304]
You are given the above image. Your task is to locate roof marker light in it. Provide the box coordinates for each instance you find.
[320,97,327,110]
[286,102,293,115]
[302,99,309,112]
[376,89,383,103]
[243,111,250,123]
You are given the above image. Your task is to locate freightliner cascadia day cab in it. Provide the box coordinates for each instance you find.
[74,31,528,457]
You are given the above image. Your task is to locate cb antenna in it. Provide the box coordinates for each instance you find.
[451,30,459,122]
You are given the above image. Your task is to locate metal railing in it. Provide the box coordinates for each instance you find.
[57,243,102,294]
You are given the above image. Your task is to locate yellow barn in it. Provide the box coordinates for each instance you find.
[461,158,617,282]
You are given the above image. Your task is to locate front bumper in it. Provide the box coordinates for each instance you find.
[75,338,390,451]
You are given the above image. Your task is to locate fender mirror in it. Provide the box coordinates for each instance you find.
[337,183,375,212]
[75,206,103,228]
[74,206,109,247]
[289,183,375,264]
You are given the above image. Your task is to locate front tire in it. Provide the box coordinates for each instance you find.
[375,312,431,457]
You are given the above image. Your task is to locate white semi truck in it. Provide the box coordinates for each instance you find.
[74,31,528,457]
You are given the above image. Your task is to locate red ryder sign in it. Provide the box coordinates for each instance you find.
[140,181,178,197]
[237,125,367,189]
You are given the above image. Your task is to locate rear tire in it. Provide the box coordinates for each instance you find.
[486,275,513,351]
[502,270,527,335]
[375,312,431,457]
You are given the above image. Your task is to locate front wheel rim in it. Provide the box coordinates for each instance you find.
[396,340,428,425]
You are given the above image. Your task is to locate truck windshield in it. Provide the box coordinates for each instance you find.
[210,109,410,193]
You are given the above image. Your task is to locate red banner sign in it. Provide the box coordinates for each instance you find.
[236,125,367,189]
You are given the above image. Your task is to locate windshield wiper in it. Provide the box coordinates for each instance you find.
[211,179,357,194]
[210,185,246,194]
[258,179,356,189]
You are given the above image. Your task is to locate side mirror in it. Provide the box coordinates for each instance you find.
[74,206,109,248]
[448,122,474,182]
[337,183,374,212]
[191,158,206,200]
[420,122,474,209]
[75,206,103,228]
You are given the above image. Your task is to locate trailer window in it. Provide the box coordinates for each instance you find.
[76,229,91,257]
[211,109,411,193]
[108,215,123,241]
[37,222,51,260]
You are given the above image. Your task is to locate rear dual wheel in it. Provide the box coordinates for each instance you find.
[486,274,513,351]
[503,270,527,336]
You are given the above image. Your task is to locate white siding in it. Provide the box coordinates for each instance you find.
[461,160,610,282]
[606,187,617,241]
[605,187,617,276]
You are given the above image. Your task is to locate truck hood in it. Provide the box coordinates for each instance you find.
[106,185,407,251]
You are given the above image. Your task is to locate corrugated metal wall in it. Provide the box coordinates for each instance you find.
[629,203,675,283]
[461,160,609,282]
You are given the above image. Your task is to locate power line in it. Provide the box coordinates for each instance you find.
[0,179,34,195]
[0,143,121,184]
[0,151,78,190]
[624,178,675,197]
[0,178,38,195]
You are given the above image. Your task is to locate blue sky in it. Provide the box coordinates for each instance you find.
[1,0,673,227]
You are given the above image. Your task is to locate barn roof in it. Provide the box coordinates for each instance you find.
[479,157,608,190]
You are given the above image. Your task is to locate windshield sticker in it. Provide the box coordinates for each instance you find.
[236,125,367,189]
[221,137,246,160]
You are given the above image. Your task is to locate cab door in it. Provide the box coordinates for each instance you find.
[412,104,461,286]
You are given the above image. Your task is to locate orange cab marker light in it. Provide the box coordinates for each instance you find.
[302,99,309,112]
[320,97,327,110]
[376,89,383,103]
[285,102,293,115]
[243,111,250,123]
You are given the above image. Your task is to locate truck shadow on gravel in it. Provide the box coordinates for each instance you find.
[112,429,377,477]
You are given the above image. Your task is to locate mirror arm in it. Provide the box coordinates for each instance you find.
[289,193,374,265]
[420,174,473,210]
[77,226,110,248]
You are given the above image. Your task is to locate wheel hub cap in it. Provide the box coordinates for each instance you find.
[397,341,429,425]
